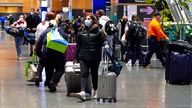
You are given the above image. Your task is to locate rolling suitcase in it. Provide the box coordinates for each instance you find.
[65,61,91,96]
[166,52,192,84]
[97,47,117,102]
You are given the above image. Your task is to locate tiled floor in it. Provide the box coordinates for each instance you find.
[0,31,192,108]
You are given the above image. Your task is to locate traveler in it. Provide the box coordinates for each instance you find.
[35,12,55,86]
[98,9,115,56]
[127,15,147,66]
[143,12,169,67]
[116,16,128,61]
[75,14,108,101]
[11,15,27,60]
[26,8,41,56]
[35,20,68,92]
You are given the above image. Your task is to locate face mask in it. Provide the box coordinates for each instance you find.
[19,18,23,21]
[30,12,34,15]
[85,19,92,27]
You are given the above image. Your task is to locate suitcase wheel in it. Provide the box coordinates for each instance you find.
[102,99,106,102]
[113,98,117,102]
[97,98,100,102]
[108,99,112,103]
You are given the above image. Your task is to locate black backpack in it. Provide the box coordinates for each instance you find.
[105,20,117,35]
[127,21,147,42]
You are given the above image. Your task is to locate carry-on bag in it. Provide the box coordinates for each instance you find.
[97,47,117,102]
[166,51,192,84]
[65,61,91,96]
[165,40,192,84]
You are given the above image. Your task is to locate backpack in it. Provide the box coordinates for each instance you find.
[127,21,147,43]
[105,20,117,35]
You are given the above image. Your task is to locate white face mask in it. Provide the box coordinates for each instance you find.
[30,12,34,15]
[19,18,23,21]
[85,19,92,27]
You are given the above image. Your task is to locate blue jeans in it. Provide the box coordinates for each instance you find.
[14,36,24,57]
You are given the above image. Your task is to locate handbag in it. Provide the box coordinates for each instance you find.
[25,32,36,45]
[25,53,38,82]
[5,26,25,37]
[105,49,122,77]
[46,28,68,53]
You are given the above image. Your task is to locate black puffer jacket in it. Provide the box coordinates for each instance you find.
[76,24,107,61]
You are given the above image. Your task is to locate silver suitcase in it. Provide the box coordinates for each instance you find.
[97,47,117,102]
[65,61,91,96]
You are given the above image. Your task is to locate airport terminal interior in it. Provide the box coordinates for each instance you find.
[0,30,192,108]
[0,0,192,108]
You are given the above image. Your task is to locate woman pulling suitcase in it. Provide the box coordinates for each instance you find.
[75,14,108,101]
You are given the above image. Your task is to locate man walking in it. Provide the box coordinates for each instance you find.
[143,12,169,67]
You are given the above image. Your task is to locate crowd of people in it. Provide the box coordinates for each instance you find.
[3,8,169,101]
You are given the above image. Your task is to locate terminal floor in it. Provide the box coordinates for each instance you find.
[0,30,192,108]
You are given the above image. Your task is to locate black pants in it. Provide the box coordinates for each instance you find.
[79,60,100,91]
[143,37,165,66]
[44,56,65,85]
[36,58,45,82]
[130,42,142,65]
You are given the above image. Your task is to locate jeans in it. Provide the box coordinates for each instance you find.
[14,36,24,57]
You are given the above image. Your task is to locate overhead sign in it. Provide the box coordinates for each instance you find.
[137,5,156,21]
[140,6,154,15]
[119,0,137,3]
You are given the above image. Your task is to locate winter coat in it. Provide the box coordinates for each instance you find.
[76,24,107,61]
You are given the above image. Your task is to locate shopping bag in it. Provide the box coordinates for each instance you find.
[25,53,38,82]
[46,28,68,53]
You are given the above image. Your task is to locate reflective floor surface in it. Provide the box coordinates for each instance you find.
[0,30,192,108]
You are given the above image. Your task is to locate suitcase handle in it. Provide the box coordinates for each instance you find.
[101,47,109,75]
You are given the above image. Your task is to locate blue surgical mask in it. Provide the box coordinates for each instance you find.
[85,19,92,27]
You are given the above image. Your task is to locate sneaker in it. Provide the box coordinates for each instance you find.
[76,91,86,101]
[126,60,132,66]
[135,60,139,65]
[143,64,150,68]
[48,82,57,93]
[92,90,97,99]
